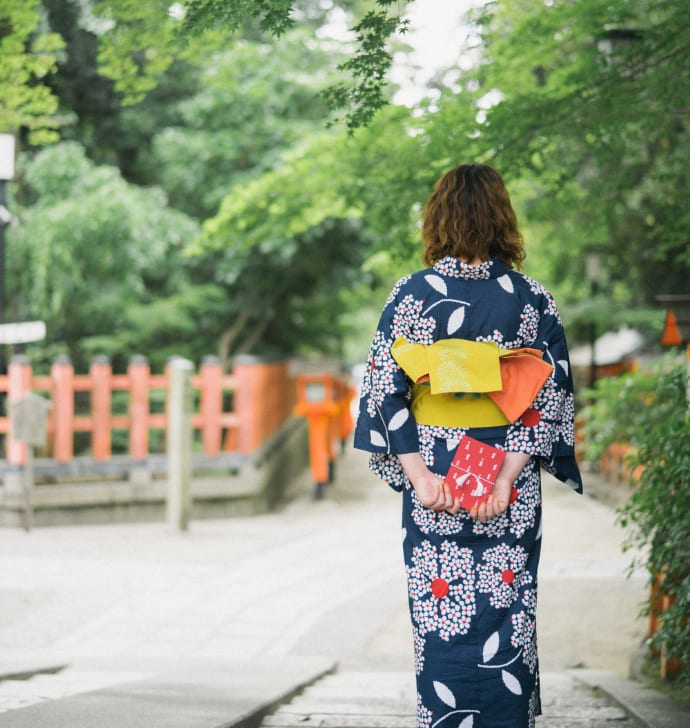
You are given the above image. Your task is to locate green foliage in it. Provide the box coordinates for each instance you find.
[7,142,201,371]
[179,0,409,131]
[6,1,387,371]
[582,357,690,679]
[191,131,372,360]
[91,0,176,105]
[322,1,409,130]
[0,0,64,144]
[81,285,229,371]
[581,356,683,461]
[7,0,688,372]
[341,104,437,257]
[449,0,690,305]
[143,33,339,218]
[180,0,295,37]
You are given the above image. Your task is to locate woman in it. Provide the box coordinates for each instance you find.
[353,164,582,728]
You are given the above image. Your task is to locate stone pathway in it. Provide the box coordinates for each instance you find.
[1,449,681,727]
[260,669,643,727]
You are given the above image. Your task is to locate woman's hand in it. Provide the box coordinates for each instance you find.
[471,476,513,522]
[472,451,531,523]
[397,452,462,515]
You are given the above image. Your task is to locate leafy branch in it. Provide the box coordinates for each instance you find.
[322,1,409,131]
[179,0,408,131]
[180,0,294,36]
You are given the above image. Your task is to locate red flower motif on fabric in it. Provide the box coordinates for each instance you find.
[521,408,541,427]
[431,578,450,598]
[406,540,476,640]
[477,543,531,609]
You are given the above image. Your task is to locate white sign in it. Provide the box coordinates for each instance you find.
[0,320,46,344]
[0,133,15,181]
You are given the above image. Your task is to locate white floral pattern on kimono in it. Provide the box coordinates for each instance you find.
[354,256,582,728]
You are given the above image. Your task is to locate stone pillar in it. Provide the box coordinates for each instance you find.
[166,358,193,531]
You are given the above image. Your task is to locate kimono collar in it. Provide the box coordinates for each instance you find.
[432,256,511,280]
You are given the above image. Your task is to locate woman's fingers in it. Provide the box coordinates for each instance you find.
[471,494,509,522]
[419,478,449,509]
[421,479,508,518]
[435,481,453,510]
[445,497,462,515]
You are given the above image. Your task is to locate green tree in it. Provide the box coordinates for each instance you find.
[143,31,341,218]
[439,0,690,307]
[0,0,64,144]
[91,0,176,105]
[191,132,372,364]
[180,0,407,130]
[7,142,203,371]
[3,0,399,148]
[6,1,379,370]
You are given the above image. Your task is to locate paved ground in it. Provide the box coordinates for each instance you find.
[260,670,646,727]
[0,446,687,727]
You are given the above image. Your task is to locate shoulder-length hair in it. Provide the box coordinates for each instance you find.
[422,164,525,269]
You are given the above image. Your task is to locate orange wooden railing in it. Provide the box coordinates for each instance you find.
[0,354,297,466]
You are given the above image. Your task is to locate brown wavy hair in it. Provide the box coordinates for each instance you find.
[422,164,525,269]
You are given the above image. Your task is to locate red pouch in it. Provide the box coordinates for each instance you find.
[446,435,506,511]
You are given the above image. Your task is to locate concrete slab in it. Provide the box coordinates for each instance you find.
[0,658,334,728]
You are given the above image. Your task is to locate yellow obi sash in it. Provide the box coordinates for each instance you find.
[391,337,554,428]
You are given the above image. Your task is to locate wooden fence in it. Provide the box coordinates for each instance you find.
[0,354,297,467]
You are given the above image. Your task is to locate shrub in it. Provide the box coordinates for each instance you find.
[582,356,690,681]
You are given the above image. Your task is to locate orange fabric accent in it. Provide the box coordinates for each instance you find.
[487,349,554,422]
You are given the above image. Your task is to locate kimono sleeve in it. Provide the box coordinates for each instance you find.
[504,291,583,492]
[353,278,421,490]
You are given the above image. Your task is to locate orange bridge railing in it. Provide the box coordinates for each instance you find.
[0,354,297,467]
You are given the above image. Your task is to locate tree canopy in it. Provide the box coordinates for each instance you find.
[2,0,688,372]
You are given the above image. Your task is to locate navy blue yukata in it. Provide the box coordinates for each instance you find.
[353,256,582,728]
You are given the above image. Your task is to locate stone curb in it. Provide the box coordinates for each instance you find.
[570,669,690,728]
[0,658,336,728]
[0,662,67,683]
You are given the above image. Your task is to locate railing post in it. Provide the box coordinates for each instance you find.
[128,355,150,460]
[52,355,74,463]
[7,355,32,467]
[200,355,223,456]
[167,357,193,531]
[233,355,265,454]
[229,357,297,454]
[686,342,690,407]
[90,355,111,460]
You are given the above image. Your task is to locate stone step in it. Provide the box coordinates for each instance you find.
[0,658,335,728]
[261,670,415,727]
[259,670,645,728]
